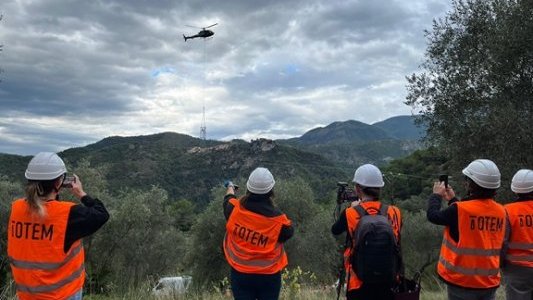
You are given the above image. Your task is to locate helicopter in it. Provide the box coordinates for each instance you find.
[183,23,218,42]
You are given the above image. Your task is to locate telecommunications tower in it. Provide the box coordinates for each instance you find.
[200,106,206,140]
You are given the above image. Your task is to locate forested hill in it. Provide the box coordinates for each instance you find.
[0,116,424,205]
[0,133,349,206]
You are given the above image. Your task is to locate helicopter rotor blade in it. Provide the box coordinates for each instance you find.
[185,25,201,29]
[204,23,218,29]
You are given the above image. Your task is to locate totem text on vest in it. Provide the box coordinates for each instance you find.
[469,216,503,232]
[11,221,54,240]
[518,214,533,227]
[233,223,268,247]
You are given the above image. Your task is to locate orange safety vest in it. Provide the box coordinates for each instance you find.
[437,199,505,289]
[7,199,85,300]
[504,200,533,267]
[223,198,291,274]
[344,201,401,291]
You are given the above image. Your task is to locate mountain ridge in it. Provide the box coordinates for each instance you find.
[373,115,425,140]
[282,120,393,145]
[277,115,424,166]
[0,115,424,205]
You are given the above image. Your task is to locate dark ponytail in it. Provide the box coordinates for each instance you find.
[466,178,497,199]
[240,190,275,207]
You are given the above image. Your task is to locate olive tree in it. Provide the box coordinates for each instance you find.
[275,178,338,283]
[406,0,533,197]
[187,190,228,288]
[83,185,187,293]
[400,210,443,289]
[0,177,23,291]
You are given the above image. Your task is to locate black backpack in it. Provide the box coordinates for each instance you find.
[351,203,399,284]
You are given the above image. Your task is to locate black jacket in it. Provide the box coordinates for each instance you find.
[63,195,109,253]
[427,194,460,242]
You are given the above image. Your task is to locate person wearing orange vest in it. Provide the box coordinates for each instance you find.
[7,152,109,300]
[223,167,293,300]
[331,164,402,300]
[502,169,533,300]
[427,159,506,300]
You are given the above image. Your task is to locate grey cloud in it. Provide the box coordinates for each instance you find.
[1,0,178,116]
[0,122,97,155]
[0,0,449,154]
[216,0,442,95]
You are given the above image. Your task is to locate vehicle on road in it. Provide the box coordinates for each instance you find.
[152,276,192,297]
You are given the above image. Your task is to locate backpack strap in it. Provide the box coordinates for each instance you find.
[354,205,368,218]
[379,203,389,216]
[381,203,404,279]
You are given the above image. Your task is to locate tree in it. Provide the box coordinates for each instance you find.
[400,210,442,289]
[275,178,338,283]
[0,177,23,292]
[186,189,229,288]
[406,0,533,197]
[85,186,188,293]
[381,148,448,202]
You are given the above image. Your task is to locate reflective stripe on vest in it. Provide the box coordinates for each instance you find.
[508,242,533,250]
[225,235,285,268]
[438,257,499,276]
[9,243,83,270]
[442,237,500,256]
[15,263,85,294]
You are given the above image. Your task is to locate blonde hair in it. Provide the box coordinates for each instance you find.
[25,181,48,217]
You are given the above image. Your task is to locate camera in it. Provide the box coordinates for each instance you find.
[336,182,358,204]
[224,180,239,191]
[62,176,76,188]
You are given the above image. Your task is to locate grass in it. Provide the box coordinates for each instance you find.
[1,280,507,300]
[80,284,508,300]
[83,288,337,300]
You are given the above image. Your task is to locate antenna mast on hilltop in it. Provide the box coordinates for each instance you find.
[183,22,218,141]
[200,106,206,140]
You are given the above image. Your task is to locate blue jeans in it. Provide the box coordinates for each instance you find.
[230,269,281,300]
[68,289,83,300]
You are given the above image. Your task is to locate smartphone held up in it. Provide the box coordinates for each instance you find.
[439,174,448,188]
[62,175,76,188]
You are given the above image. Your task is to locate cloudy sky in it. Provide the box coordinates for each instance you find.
[0,0,449,155]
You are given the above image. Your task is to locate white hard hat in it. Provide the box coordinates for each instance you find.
[25,152,67,180]
[246,167,275,194]
[353,164,384,188]
[511,169,533,194]
[462,159,500,189]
